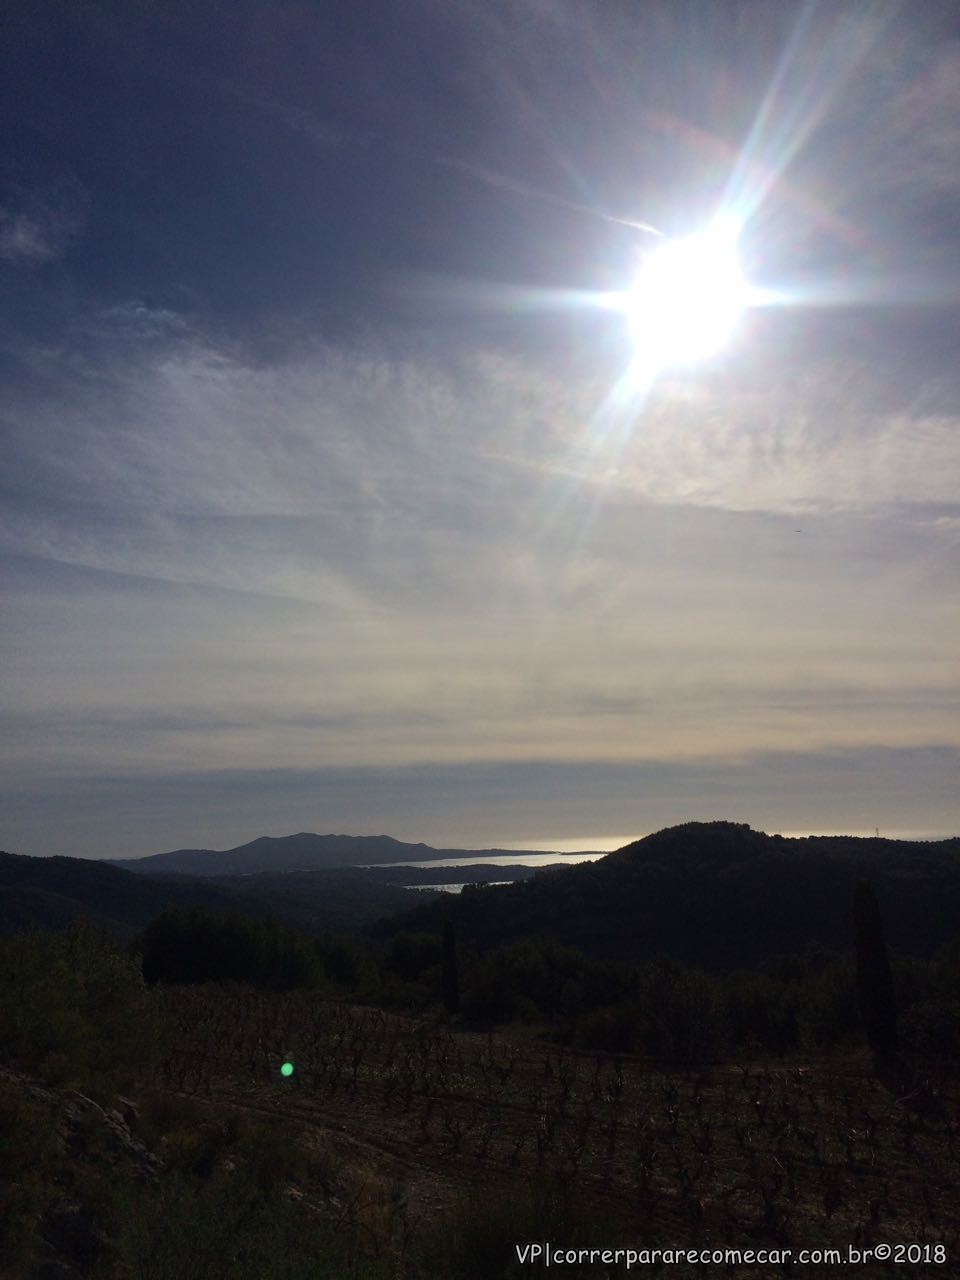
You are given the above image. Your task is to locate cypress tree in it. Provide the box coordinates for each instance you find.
[442,920,459,1014]
[854,880,898,1067]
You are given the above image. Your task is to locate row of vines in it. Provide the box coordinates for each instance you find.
[144,985,960,1255]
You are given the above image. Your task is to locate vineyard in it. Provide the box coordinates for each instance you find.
[144,984,960,1272]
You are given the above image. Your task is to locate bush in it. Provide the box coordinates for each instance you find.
[0,1086,64,1273]
[315,934,379,991]
[0,917,164,1091]
[568,1001,641,1053]
[795,960,858,1050]
[635,957,728,1064]
[382,932,443,983]
[461,938,632,1026]
[902,996,960,1064]
[102,1158,394,1280]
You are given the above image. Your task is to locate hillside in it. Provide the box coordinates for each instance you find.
[0,850,433,939]
[105,832,579,876]
[205,868,440,934]
[0,851,253,939]
[376,821,960,968]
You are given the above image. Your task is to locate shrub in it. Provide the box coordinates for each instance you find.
[0,917,164,1091]
[382,932,443,983]
[314,934,379,991]
[102,1161,393,1280]
[0,1086,64,1273]
[461,938,632,1026]
[569,1001,641,1052]
[635,957,728,1064]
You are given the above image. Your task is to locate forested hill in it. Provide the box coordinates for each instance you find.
[105,832,573,876]
[0,850,432,938]
[376,821,960,969]
[0,850,250,938]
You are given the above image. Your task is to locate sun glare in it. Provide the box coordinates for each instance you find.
[625,214,748,372]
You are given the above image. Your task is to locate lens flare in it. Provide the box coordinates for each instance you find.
[625,214,748,371]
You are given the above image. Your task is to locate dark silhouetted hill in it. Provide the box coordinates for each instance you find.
[0,850,434,938]
[375,821,960,969]
[0,850,250,938]
[204,868,439,934]
[104,832,575,876]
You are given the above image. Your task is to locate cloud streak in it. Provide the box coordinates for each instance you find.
[2,307,957,838]
[3,746,957,859]
[0,181,88,263]
[2,0,958,855]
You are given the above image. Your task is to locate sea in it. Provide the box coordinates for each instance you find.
[367,848,612,894]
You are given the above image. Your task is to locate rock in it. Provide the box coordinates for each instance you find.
[114,1094,141,1128]
[61,1088,162,1179]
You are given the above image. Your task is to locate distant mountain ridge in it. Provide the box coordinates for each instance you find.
[8,821,960,969]
[106,832,583,877]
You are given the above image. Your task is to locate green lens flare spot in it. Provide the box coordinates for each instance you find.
[280,1062,294,1077]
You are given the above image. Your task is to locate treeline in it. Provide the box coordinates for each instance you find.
[138,909,325,989]
[5,905,959,1078]
[129,905,960,1069]
[135,906,375,992]
[373,930,960,1066]
[136,910,960,1069]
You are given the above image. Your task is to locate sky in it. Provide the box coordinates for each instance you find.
[2,0,958,859]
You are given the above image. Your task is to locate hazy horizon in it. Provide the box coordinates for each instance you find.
[6,820,958,864]
[3,2,958,859]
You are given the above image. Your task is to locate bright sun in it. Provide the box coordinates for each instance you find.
[625,214,748,371]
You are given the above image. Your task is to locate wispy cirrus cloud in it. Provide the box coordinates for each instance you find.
[2,0,959,858]
[0,180,88,263]
[5,305,959,585]
[2,303,957,817]
[881,44,960,198]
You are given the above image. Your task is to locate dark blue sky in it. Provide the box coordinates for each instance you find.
[7,1,957,344]
[3,0,959,856]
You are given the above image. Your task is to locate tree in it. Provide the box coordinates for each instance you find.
[137,908,324,990]
[442,921,459,1014]
[854,881,899,1069]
